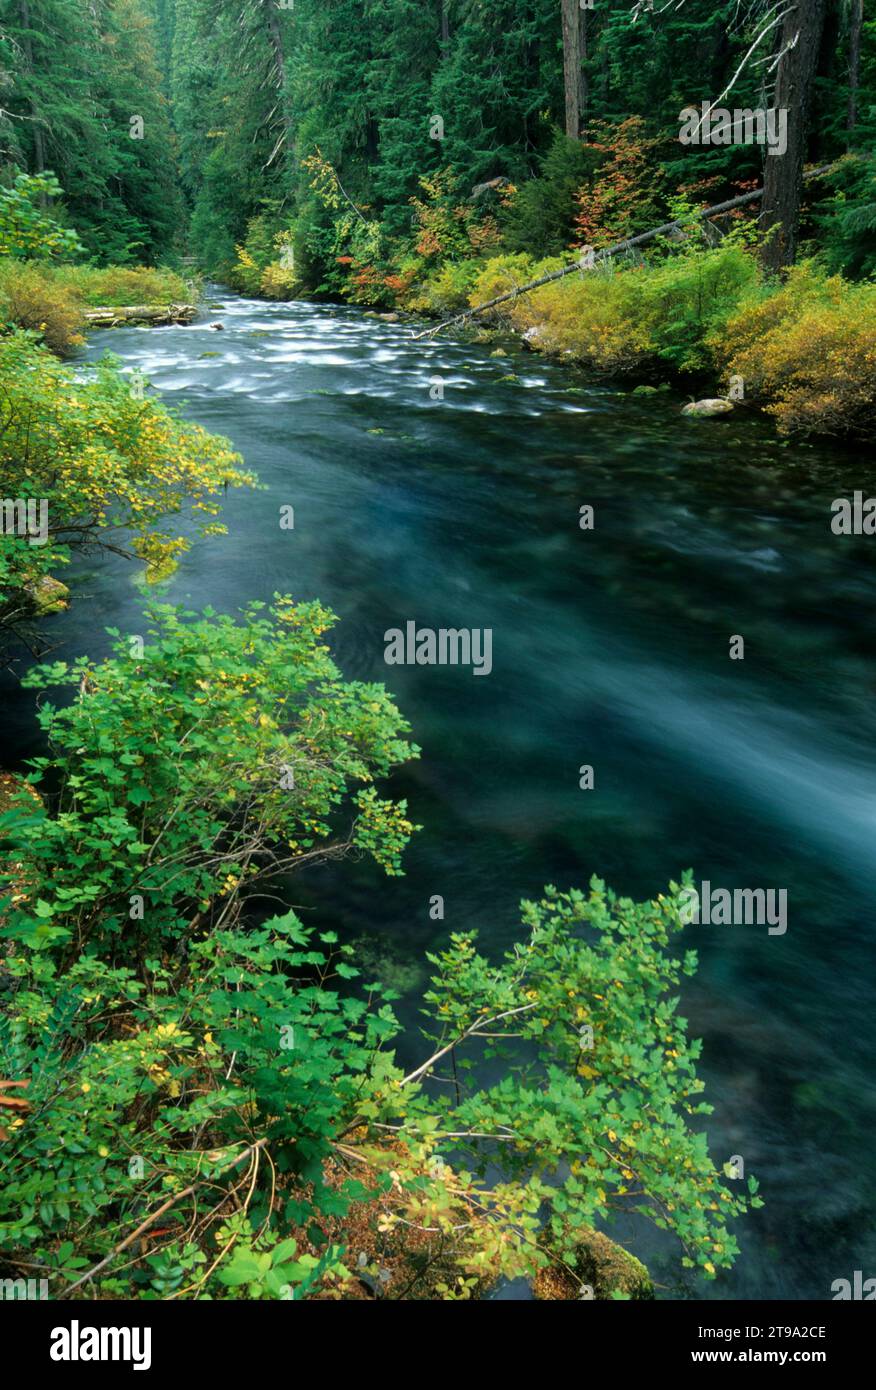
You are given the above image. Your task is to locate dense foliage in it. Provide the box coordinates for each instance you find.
[0,0,181,262]
[2,4,873,293]
[0,609,759,1295]
[6,0,875,1303]
[0,333,252,650]
[159,2,875,297]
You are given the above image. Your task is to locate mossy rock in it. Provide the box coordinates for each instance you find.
[682,397,734,418]
[534,1227,654,1301]
[24,576,70,615]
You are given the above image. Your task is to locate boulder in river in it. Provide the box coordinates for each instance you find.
[533,1225,654,1300]
[521,325,547,350]
[682,397,734,418]
[24,576,70,615]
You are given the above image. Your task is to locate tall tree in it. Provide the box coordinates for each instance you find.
[0,0,181,260]
[759,0,828,274]
[561,0,585,139]
[846,0,864,144]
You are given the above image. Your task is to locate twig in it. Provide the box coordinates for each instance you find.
[59,1139,268,1297]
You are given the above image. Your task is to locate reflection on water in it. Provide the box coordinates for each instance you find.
[5,292,876,1299]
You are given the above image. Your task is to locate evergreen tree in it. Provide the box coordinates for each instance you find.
[0,0,181,262]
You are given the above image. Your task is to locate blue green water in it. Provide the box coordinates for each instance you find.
[4,292,876,1298]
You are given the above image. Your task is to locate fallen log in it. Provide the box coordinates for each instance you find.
[413,162,837,340]
[84,302,198,327]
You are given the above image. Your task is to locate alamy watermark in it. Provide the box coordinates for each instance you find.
[50,1321,152,1370]
[679,881,787,935]
[384,622,492,676]
[831,1270,876,1299]
[679,103,788,157]
[1,1276,48,1300]
[831,492,876,534]
[1,497,48,546]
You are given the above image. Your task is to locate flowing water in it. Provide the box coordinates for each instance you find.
[5,291,876,1298]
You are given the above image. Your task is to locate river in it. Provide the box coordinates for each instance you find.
[5,290,876,1299]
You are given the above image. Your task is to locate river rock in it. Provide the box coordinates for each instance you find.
[24,576,70,615]
[532,1225,654,1301]
[521,325,547,350]
[682,398,734,417]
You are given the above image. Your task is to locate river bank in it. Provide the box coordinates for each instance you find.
[5,291,870,1297]
[0,259,201,354]
[226,237,876,443]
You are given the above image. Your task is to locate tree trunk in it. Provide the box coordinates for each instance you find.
[416,164,835,341]
[85,304,198,326]
[18,0,46,172]
[847,0,863,146]
[561,0,585,140]
[758,0,827,276]
[262,0,293,175]
[580,5,589,137]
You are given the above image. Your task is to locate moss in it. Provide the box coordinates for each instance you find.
[534,1226,654,1301]
[682,398,734,417]
[349,937,425,996]
[24,576,70,615]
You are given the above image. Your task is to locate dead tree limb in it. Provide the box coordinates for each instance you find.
[84,304,198,327]
[412,163,837,341]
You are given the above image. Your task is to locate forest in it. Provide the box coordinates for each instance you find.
[0,0,874,1318]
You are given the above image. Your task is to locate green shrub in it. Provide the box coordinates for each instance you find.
[50,263,195,307]
[405,257,482,314]
[712,262,876,436]
[501,131,598,257]
[2,598,418,958]
[0,333,253,644]
[0,261,85,355]
[0,171,83,261]
[628,241,758,372]
[0,591,759,1298]
[0,839,760,1297]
